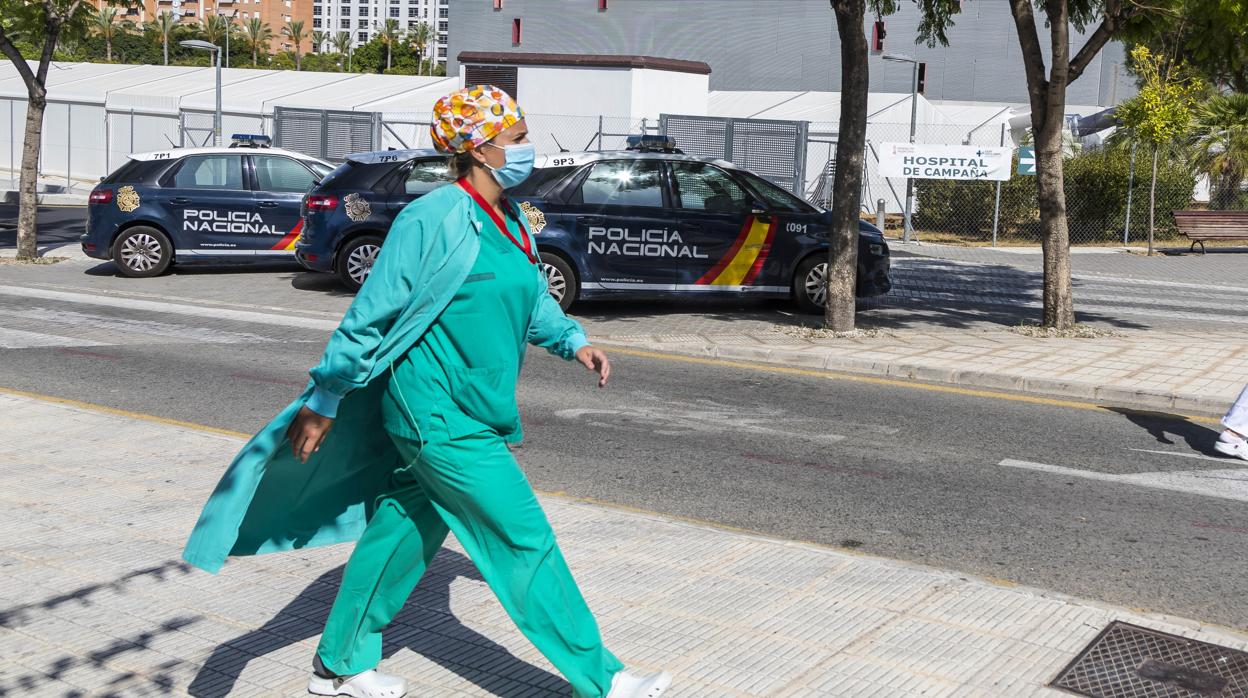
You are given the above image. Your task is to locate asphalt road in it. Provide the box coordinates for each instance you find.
[0,204,86,248]
[0,274,1244,631]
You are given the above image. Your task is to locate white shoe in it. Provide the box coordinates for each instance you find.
[309,656,409,698]
[1215,438,1248,461]
[607,669,673,698]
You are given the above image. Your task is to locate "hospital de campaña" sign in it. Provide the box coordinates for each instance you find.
[878,142,1013,182]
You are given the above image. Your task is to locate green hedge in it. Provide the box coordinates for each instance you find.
[913,148,1196,243]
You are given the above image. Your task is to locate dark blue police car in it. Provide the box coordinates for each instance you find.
[82,135,334,277]
[297,141,891,312]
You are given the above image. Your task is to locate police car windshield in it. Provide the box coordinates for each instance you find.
[736,170,818,214]
[306,161,335,180]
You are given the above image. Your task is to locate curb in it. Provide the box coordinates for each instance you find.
[602,340,1229,419]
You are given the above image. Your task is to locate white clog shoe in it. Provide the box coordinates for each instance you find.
[606,669,673,698]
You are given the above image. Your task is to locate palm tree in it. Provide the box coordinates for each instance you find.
[331,31,352,71]
[1189,93,1248,210]
[311,30,327,55]
[200,13,228,49]
[148,10,178,66]
[375,19,402,71]
[244,17,273,67]
[92,4,121,62]
[282,19,306,70]
[408,20,432,76]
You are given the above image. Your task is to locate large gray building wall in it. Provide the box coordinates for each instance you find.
[448,0,1135,107]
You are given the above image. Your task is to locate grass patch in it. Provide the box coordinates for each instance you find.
[777,325,883,340]
[1009,322,1124,339]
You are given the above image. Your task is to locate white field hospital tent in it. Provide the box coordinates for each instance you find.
[0,60,456,185]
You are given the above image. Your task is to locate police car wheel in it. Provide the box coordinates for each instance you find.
[539,252,577,312]
[338,235,383,291]
[793,256,828,314]
[113,226,173,278]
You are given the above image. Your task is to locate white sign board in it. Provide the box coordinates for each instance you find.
[879,142,1013,181]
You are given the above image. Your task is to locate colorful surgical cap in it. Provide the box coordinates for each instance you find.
[430,85,525,154]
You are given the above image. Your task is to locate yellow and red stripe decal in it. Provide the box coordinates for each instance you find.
[270,219,303,251]
[696,215,776,286]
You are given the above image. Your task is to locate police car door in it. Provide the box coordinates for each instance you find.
[670,162,772,292]
[159,153,252,257]
[571,159,679,292]
[249,154,326,256]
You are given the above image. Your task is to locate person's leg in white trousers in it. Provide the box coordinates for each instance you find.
[1215,384,1248,461]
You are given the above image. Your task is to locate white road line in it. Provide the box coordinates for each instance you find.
[7,307,279,345]
[0,326,109,349]
[1000,458,1248,503]
[0,285,338,331]
[1128,448,1236,464]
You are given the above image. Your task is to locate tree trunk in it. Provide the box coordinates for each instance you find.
[1148,145,1158,255]
[1011,0,1076,329]
[17,93,46,260]
[163,36,168,65]
[824,0,868,331]
[296,49,301,70]
[386,45,392,70]
[106,39,112,62]
[1032,111,1075,328]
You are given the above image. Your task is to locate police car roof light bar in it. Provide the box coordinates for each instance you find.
[229,134,272,148]
[625,135,681,153]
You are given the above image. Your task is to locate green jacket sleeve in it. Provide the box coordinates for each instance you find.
[306,207,429,417]
[526,263,589,360]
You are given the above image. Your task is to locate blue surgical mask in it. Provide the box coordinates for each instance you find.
[484,142,535,189]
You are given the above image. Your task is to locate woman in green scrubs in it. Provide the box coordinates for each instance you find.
[286,86,674,698]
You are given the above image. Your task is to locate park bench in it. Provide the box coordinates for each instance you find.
[1172,210,1248,253]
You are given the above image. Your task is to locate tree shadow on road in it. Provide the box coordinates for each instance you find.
[1107,407,1224,457]
[188,548,563,698]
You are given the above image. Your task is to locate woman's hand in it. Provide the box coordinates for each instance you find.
[287,406,334,463]
[576,345,611,388]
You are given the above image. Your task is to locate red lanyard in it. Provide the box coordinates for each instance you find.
[457,178,536,264]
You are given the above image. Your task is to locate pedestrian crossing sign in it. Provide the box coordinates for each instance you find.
[1017,147,1036,175]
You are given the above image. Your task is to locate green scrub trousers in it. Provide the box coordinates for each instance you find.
[316,206,624,698]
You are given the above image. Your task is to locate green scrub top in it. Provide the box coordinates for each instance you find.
[382,203,539,445]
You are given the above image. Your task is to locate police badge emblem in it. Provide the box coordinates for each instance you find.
[343,193,371,222]
[116,186,141,213]
[519,201,546,234]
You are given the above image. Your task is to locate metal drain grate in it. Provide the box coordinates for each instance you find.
[1051,621,1248,697]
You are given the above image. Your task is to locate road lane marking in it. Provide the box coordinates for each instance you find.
[554,406,845,442]
[601,347,1223,425]
[0,326,108,349]
[7,307,279,344]
[1000,458,1248,503]
[1129,448,1236,464]
[0,386,251,440]
[0,285,338,331]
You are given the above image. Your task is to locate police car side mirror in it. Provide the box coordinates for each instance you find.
[751,202,772,219]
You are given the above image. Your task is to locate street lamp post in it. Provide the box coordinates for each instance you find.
[884,53,919,243]
[224,10,238,68]
[181,40,222,146]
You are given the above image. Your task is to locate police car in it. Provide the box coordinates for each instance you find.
[82,135,335,277]
[295,147,448,288]
[297,137,891,312]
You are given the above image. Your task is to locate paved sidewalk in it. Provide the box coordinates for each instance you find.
[3,392,1246,697]
[597,327,1248,418]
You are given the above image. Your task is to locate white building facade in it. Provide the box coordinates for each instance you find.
[312,0,448,64]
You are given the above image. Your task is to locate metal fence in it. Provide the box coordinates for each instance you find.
[0,100,1209,247]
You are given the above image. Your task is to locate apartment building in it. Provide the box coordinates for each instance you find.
[312,0,448,63]
[101,0,312,56]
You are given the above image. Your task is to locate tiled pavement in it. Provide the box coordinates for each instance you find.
[3,392,1247,697]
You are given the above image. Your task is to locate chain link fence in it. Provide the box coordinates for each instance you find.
[878,124,1201,247]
